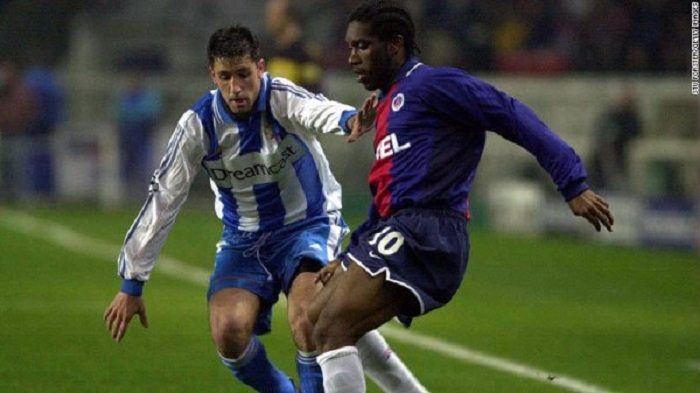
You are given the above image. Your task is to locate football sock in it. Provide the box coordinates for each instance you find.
[296,350,324,393]
[357,330,429,393]
[218,335,295,393]
[318,346,366,393]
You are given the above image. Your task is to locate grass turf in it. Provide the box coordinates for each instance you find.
[0,203,698,392]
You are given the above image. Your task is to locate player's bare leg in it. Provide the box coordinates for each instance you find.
[209,288,260,357]
[288,271,320,351]
[308,261,344,326]
[287,268,325,392]
[209,288,294,392]
[313,263,418,393]
[309,262,428,392]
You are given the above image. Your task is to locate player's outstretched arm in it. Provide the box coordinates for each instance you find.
[104,292,149,342]
[567,189,614,232]
[347,93,379,143]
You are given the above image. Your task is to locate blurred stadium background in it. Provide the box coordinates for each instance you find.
[1,0,697,250]
[0,1,698,392]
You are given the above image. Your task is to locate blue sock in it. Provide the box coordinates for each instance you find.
[219,336,295,392]
[296,351,324,393]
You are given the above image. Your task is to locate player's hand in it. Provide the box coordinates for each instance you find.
[315,259,341,285]
[104,292,149,342]
[347,93,378,143]
[567,189,614,232]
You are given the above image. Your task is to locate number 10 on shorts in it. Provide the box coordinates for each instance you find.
[369,227,405,256]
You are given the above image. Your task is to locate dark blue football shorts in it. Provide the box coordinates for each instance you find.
[339,208,470,327]
[207,211,348,335]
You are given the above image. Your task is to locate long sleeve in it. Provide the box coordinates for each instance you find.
[117,111,207,293]
[269,77,357,136]
[424,70,588,201]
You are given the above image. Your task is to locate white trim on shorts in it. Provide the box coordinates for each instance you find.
[345,252,426,315]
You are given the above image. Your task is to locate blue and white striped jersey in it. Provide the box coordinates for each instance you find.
[118,74,356,283]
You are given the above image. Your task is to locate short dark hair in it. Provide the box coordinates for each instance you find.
[207,25,261,66]
[347,1,420,57]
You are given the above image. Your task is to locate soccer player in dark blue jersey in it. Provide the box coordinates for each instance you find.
[308,2,615,392]
[104,25,426,393]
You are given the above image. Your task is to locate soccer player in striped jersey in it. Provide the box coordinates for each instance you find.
[309,2,615,392]
[104,25,426,393]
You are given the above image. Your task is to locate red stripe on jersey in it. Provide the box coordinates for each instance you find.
[368,86,397,218]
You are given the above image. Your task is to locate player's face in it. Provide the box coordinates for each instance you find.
[346,21,395,92]
[210,56,265,118]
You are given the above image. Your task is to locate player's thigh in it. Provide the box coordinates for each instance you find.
[287,271,320,322]
[307,261,346,325]
[208,287,261,339]
[318,263,405,337]
[286,271,322,350]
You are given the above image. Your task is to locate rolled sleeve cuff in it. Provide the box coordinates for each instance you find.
[120,279,144,296]
[562,181,589,202]
[339,110,357,134]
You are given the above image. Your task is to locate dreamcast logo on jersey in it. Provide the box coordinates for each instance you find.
[203,138,306,188]
[391,93,405,112]
[376,133,411,160]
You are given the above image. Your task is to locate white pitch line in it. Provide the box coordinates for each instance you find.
[686,361,700,372]
[379,325,616,393]
[0,208,211,286]
[0,208,619,393]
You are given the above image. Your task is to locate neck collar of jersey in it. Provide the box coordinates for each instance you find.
[381,57,421,96]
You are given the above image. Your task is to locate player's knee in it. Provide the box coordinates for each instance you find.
[210,316,254,358]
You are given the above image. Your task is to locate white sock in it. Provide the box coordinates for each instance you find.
[357,330,429,393]
[317,346,366,393]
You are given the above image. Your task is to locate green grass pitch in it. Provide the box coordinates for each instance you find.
[0,203,698,392]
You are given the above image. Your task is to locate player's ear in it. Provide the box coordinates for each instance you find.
[387,35,404,58]
[257,58,266,75]
[208,65,216,84]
